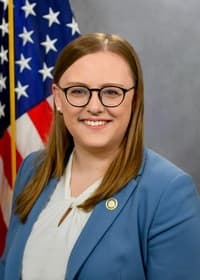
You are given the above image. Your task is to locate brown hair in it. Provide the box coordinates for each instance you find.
[15,33,144,222]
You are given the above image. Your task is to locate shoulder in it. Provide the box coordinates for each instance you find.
[13,150,45,199]
[132,148,199,213]
[136,150,200,279]
[132,148,200,222]
[139,148,196,192]
[142,148,188,180]
[126,148,200,240]
[0,150,45,276]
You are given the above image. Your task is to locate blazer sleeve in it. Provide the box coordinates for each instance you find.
[147,173,200,280]
[0,151,42,279]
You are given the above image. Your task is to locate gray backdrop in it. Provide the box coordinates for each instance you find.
[70,0,200,189]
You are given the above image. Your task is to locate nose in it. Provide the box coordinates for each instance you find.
[86,91,104,114]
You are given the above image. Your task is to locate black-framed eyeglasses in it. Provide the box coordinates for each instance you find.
[57,84,135,107]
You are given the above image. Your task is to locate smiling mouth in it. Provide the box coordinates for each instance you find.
[83,120,109,127]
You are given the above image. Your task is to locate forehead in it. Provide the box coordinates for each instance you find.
[59,51,134,86]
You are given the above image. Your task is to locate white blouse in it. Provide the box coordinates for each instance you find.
[22,153,101,280]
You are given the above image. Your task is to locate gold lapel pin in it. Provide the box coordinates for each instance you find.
[105,198,118,210]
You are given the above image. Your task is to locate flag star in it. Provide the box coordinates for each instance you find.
[15,81,29,100]
[16,54,32,73]
[0,0,8,11]
[41,35,57,54]
[38,63,53,81]
[0,45,8,64]
[21,0,36,18]
[66,17,80,36]
[0,18,8,37]
[43,8,60,27]
[0,102,5,119]
[0,73,7,92]
[18,27,34,46]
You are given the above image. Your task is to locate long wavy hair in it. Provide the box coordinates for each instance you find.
[15,33,144,222]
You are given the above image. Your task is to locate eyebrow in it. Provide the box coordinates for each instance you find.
[60,82,129,88]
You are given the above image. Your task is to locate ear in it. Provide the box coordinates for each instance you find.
[52,83,62,113]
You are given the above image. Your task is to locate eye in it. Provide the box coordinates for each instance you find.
[102,87,122,97]
[68,87,88,96]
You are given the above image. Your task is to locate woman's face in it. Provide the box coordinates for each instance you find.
[53,51,135,155]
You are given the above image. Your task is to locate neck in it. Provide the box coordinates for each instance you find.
[73,146,118,176]
[69,145,119,197]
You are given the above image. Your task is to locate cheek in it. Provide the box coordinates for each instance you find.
[61,106,81,131]
[118,98,133,130]
[62,110,75,126]
[121,108,132,129]
[115,97,133,122]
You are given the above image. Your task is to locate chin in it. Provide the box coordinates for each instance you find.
[81,142,120,154]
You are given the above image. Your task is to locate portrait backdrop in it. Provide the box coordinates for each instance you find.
[71,0,200,190]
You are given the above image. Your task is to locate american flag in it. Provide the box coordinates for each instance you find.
[0,0,80,256]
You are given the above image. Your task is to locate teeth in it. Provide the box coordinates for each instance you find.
[84,120,106,127]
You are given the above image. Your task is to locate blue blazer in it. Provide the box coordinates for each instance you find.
[1,148,200,279]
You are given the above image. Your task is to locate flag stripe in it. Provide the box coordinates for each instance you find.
[0,131,12,187]
[16,146,23,171]
[0,131,23,188]
[46,95,54,109]
[0,207,7,254]
[28,100,53,143]
[15,114,44,158]
[0,162,13,226]
[0,0,80,258]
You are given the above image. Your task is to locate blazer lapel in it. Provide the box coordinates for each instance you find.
[66,149,147,280]
[66,177,139,280]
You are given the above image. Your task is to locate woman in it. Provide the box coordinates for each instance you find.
[1,33,200,279]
